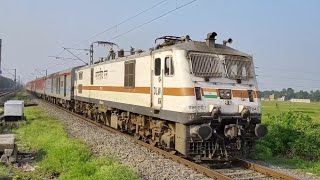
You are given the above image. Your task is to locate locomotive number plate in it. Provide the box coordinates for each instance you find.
[248,106,259,113]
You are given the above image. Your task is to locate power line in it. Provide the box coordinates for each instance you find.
[45,0,198,70]
[48,56,81,61]
[109,0,199,41]
[48,0,168,68]
[71,0,168,47]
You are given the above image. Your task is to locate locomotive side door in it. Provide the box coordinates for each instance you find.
[152,54,163,109]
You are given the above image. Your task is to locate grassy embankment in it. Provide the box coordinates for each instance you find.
[0,92,138,179]
[255,101,320,175]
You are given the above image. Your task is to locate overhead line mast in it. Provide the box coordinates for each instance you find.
[0,39,2,74]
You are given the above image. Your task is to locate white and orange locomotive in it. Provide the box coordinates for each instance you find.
[27,32,267,162]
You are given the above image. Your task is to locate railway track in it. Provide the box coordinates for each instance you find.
[0,91,13,97]
[0,90,15,105]
[39,98,299,180]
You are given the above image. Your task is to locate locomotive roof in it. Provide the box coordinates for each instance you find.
[158,40,251,58]
[76,40,251,70]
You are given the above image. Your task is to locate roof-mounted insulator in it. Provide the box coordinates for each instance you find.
[223,38,233,46]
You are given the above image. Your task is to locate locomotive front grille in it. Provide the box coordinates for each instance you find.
[189,53,222,77]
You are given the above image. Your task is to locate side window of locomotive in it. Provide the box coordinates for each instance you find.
[165,56,174,76]
[79,71,83,80]
[90,68,94,85]
[78,84,82,94]
[154,58,161,76]
[124,60,136,88]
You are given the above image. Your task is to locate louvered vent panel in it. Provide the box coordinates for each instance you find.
[189,53,222,77]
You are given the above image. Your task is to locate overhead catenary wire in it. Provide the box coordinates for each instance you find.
[108,0,199,41]
[43,0,198,71]
[71,0,169,47]
[49,1,169,68]
[51,0,199,67]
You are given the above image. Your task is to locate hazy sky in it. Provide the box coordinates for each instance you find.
[0,0,319,90]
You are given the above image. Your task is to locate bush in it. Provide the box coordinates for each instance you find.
[256,112,320,161]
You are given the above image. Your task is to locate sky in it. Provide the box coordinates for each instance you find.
[0,0,320,91]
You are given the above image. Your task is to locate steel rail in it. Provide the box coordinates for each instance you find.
[235,159,299,180]
[38,98,299,180]
[0,92,12,97]
[0,91,15,98]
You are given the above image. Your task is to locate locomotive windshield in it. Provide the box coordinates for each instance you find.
[224,55,253,80]
[189,53,253,80]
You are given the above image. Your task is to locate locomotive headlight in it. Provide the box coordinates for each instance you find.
[219,89,232,99]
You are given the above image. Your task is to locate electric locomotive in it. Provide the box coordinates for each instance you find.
[27,32,267,161]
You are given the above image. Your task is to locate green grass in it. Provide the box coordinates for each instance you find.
[257,101,320,176]
[12,91,32,104]
[0,165,10,177]
[262,101,320,122]
[12,107,139,180]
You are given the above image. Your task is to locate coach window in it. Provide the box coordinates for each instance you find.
[124,60,135,88]
[90,68,94,85]
[56,77,59,94]
[165,56,174,76]
[154,58,161,76]
[51,79,53,93]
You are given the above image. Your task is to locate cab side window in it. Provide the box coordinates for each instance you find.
[165,56,174,76]
[154,58,161,76]
[79,72,83,80]
[124,60,136,88]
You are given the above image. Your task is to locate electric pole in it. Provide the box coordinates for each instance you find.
[0,39,2,75]
[14,68,16,91]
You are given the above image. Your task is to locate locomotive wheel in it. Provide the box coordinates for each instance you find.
[134,133,141,140]
[149,139,159,146]
[169,150,177,155]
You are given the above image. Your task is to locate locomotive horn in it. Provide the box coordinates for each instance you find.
[223,38,233,45]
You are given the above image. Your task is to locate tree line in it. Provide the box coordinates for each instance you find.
[0,75,15,89]
[260,88,320,102]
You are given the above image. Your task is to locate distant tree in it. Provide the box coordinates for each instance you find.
[260,88,320,102]
[286,88,295,100]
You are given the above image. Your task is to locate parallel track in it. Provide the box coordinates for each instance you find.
[39,98,299,180]
[0,91,13,97]
[0,90,15,105]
